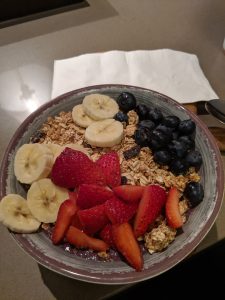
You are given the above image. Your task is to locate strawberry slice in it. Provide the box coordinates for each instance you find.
[112,222,143,271]
[78,204,109,235]
[68,191,78,203]
[134,185,167,238]
[165,187,183,228]
[105,196,138,224]
[71,210,84,230]
[66,226,109,252]
[96,151,121,188]
[99,224,115,248]
[52,199,78,244]
[51,148,105,189]
[77,184,113,209]
[113,185,144,203]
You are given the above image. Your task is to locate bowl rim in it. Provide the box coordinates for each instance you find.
[0,84,224,284]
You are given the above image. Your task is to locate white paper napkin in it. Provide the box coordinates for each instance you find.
[51,49,218,103]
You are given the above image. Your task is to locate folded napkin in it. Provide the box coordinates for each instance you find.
[51,49,218,103]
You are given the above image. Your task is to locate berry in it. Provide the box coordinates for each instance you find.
[170,159,188,175]
[178,119,196,135]
[134,127,151,147]
[52,199,78,245]
[151,129,170,148]
[113,185,144,203]
[162,116,180,128]
[99,224,115,248]
[76,184,113,209]
[153,150,172,165]
[66,226,109,252]
[134,185,167,237]
[185,150,203,170]
[135,104,149,120]
[138,120,155,131]
[184,182,204,207]
[155,124,173,136]
[114,111,128,123]
[96,151,121,188]
[121,176,128,185]
[78,204,109,235]
[51,148,105,189]
[117,92,137,113]
[112,222,143,271]
[168,140,188,159]
[147,108,163,124]
[165,187,183,229]
[178,136,195,151]
[105,196,138,224]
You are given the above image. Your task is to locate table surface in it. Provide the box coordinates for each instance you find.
[0,1,225,299]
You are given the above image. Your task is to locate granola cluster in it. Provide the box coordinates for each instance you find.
[37,109,200,254]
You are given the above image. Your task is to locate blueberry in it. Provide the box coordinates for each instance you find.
[172,131,179,140]
[121,176,128,185]
[134,127,151,146]
[153,150,172,165]
[178,136,195,151]
[148,138,163,151]
[168,140,188,159]
[162,116,180,128]
[135,104,149,120]
[151,129,170,148]
[114,111,128,123]
[30,131,46,143]
[155,124,173,138]
[178,119,196,135]
[117,92,137,113]
[185,150,203,170]
[184,182,204,207]
[138,120,155,131]
[170,159,188,175]
[147,108,163,124]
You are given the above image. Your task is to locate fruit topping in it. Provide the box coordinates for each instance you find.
[77,184,113,209]
[99,224,116,248]
[162,116,180,128]
[135,104,149,120]
[51,148,105,189]
[72,104,95,128]
[165,187,183,229]
[112,222,143,271]
[117,92,137,113]
[184,182,204,207]
[105,196,138,224]
[52,199,78,244]
[147,107,163,124]
[138,120,155,131]
[96,151,121,188]
[78,204,109,235]
[123,145,141,160]
[178,135,195,151]
[153,149,172,165]
[113,185,144,203]
[121,176,128,185]
[178,119,196,135]
[114,111,129,123]
[169,159,188,175]
[168,140,188,159]
[66,226,109,252]
[134,185,167,238]
[30,130,46,143]
[184,150,203,170]
[134,127,151,146]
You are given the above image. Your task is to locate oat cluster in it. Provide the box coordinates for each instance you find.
[38,109,201,253]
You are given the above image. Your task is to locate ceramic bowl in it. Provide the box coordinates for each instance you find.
[0,84,224,284]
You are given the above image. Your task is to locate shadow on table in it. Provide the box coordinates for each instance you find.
[38,264,129,300]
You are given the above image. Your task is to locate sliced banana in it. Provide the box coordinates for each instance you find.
[27,178,68,223]
[14,143,54,184]
[0,194,41,233]
[72,104,95,128]
[82,94,119,121]
[85,119,123,147]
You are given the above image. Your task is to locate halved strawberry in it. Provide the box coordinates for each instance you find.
[66,226,109,252]
[134,185,167,238]
[52,199,78,244]
[77,184,113,209]
[99,224,115,248]
[78,204,109,235]
[71,210,84,230]
[51,148,105,189]
[96,151,121,188]
[165,187,183,228]
[105,196,138,224]
[113,185,144,203]
[68,191,78,203]
[112,222,143,271]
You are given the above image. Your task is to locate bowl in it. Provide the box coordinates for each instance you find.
[0,84,224,284]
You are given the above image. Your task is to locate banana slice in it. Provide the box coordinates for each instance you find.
[85,119,123,147]
[82,94,119,121]
[0,194,41,233]
[14,143,54,184]
[27,178,68,223]
[72,104,95,128]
